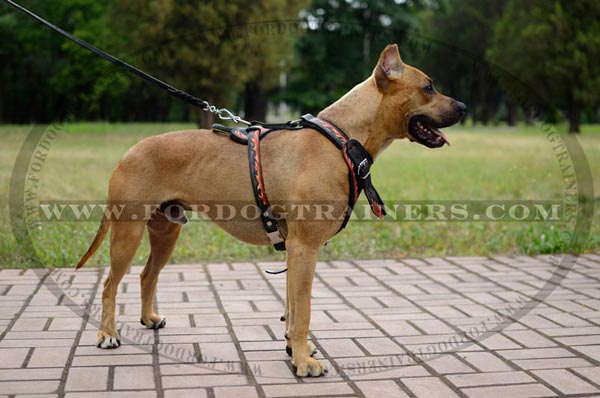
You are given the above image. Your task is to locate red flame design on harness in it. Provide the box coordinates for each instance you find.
[250,129,270,207]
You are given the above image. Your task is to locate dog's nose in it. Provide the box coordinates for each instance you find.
[454,101,467,115]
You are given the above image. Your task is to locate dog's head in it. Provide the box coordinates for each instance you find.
[374,44,466,148]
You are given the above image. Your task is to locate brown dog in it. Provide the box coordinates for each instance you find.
[77,44,465,377]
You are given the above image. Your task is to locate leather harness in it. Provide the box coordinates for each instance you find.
[212,114,386,252]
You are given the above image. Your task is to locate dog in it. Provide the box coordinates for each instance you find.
[76,44,466,377]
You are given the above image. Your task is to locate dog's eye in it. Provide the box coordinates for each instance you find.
[424,84,435,94]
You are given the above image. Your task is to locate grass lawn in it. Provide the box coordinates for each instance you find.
[1,122,599,268]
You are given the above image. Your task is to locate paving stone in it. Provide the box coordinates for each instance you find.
[319,339,365,358]
[533,369,598,394]
[11,318,48,331]
[572,366,600,385]
[356,337,405,355]
[402,377,460,398]
[2,256,600,397]
[542,313,591,327]
[232,326,272,341]
[571,345,600,362]
[497,347,574,360]
[65,367,108,391]
[113,366,155,390]
[411,319,456,335]
[457,352,513,372]
[48,317,84,331]
[356,380,410,398]
[262,382,354,397]
[0,368,63,381]
[72,354,153,366]
[312,329,384,339]
[0,348,29,368]
[213,386,258,398]
[163,388,208,398]
[503,330,556,348]
[162,374,248,388]
[512,357,593,370]
[372,321,421,336]
[27,347,72,368]
[65,392,156,398]
[327,309,368,323]
[422,354,475,374]
[0,380,60,394]
[461,383,556,398]
[344,364,430,380]
[447,371,534,387]
[478,334,522,350]
[160,363,243,376]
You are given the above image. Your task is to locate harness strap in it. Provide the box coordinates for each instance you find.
[342,140,386,219]
[297,114,386,229]
[246,127,286,251]
[211,113,386,253]
[299,114,348,149]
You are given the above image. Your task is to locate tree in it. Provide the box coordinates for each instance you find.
[415,0,508,125]
[241,1,310,122]
[110,0,305,127]
[487,0,600,133]
[49,1,130,120]
[282,0,428,114]
[0,0,131,123]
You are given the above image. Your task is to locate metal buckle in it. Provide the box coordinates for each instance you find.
[266,230,284,245]
[357,159,370,179]
[288,118,302,128]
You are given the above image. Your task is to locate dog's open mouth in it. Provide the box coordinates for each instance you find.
[407,116,450,148]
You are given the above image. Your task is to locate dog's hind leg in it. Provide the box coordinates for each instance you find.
[140,210,181,329]
[286,239,326,377]
[98,221,145,348]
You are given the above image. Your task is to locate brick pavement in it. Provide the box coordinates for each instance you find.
[1,254,600,397]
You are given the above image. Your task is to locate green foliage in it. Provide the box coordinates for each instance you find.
[0,0,130,122]
[487,0,600,132]
[415,0,508,124]
[1,0,598,128]
[110,0,307,126]
[281,0,427,113]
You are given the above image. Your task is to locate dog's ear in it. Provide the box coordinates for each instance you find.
[374,44,405,91]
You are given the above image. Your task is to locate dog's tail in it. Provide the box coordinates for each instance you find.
[76,216,110,269]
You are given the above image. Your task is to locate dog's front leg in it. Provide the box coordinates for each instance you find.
[286,240,325,377]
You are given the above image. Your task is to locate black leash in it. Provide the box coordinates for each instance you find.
[3,0,249,125]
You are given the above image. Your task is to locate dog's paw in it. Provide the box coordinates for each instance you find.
[294,357,327,377]
[140,316,166,329]
[97,332,121,349]
[286,342,318,357]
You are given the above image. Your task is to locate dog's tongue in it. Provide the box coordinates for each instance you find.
[431,125,450,146]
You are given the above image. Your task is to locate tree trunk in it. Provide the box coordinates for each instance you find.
[0,73,4,123]
[193,108,214,129]
[506,100,518,126]
[480,103,491,126]
[567,103,581,133]
[524,107,535,125]
[244,81,268,123]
